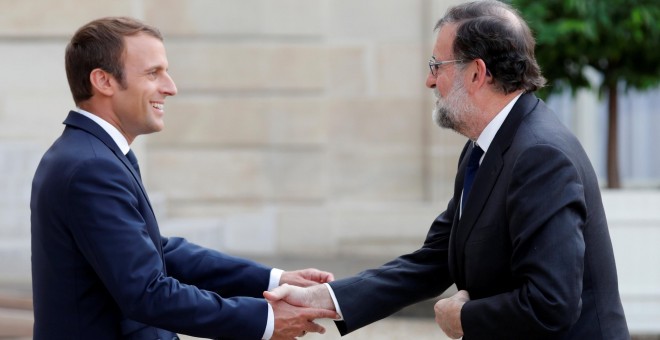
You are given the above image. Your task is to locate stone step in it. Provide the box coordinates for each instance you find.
[0,290,33,338]
[0,293,32,311]
[0,307,32,338]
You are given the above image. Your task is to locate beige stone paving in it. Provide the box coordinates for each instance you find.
[0,307,32,339]
[179,317,449,340]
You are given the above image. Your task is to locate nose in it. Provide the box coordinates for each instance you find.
[161,72,178,96]
[425,72,436,89]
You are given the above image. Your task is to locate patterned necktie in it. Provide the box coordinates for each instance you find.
[125,149,141,178]
[462,143,484,211]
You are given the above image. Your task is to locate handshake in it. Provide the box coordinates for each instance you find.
[267,268,470,340]
[264,268,340,340]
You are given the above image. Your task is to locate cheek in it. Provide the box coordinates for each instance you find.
[437,75,456,95]
[437,82,450,97]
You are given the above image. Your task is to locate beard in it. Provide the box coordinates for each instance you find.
[431,76,477,136]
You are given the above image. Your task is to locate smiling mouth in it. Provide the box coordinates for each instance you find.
[151,102,164,110]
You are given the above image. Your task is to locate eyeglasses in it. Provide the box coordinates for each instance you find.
[428,57,465,76]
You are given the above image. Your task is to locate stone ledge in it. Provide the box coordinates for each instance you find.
[0,308,32,339]
[0,292,32,310]
[0,290,32,339]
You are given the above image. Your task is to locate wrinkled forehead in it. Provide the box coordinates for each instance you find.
[432,22,458,59]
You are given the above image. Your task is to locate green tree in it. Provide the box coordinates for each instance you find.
[511,0,660,188]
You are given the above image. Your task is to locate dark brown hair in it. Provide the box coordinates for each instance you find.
[436,0,546,94]
[65,17,163,104]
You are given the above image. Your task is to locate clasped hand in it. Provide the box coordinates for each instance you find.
[434,290,470,339]
[272,271,470,339]
[269,269,338,339]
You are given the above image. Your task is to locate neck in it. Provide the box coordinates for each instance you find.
[78,100,134,145]
[468,90,523,140]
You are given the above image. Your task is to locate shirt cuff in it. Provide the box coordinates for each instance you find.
[262,302,274,339]
[268,268,284,290]
[263,268,283,339]
[324,283,344,320]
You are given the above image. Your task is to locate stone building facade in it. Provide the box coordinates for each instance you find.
[0,0,657,334]
[0,0,467,284]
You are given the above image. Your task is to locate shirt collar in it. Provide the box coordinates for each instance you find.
[73,108,131,155]
[475,92,523,153]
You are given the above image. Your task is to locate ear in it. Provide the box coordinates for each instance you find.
[464,59,489,93]
[89,68,115,97]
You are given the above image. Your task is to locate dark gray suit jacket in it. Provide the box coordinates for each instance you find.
[329,93,629,339]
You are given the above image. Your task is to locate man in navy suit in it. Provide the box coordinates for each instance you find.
[30,17,336,340]
[265,1,629,339]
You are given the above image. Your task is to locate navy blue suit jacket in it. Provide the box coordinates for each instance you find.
[329,93,629,339]
[31,111,272,339]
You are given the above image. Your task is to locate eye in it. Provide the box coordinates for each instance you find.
[147,71,158,79]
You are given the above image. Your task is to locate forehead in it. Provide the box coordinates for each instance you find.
[432,23,458,59]
[122,33,167,67]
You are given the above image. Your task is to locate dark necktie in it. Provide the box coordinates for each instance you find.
[462,143,484,211]
[126,149,141,178]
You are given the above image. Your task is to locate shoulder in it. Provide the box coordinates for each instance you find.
[511,102,585,161]
[41,129,127,190]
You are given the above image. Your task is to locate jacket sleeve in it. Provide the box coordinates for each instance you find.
[66,156,268,339]
[162,236,271,298]
[329,201,457,335]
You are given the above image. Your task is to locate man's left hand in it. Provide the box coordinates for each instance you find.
[434,290,470,339]
[280,268,334,287]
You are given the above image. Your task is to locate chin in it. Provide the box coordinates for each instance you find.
[152,118,165,131]
[144,124,164,135]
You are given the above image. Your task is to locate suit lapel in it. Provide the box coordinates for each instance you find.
[63,111,168,270]
[456,146,503,242]
[450,93,540,287]
[448,142,470,283]
[63,111,158,222]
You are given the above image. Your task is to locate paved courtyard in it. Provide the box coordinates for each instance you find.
[180,318,449,340]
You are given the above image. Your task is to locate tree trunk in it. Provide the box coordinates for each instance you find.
[606,82,620,188]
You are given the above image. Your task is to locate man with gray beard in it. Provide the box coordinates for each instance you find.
[431,73,478,133]
[264,1,629,339]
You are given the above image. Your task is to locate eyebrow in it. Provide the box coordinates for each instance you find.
[145,65,166,73]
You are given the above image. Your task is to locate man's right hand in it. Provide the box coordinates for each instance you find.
[269,298,338,340]
[264,283,336,311]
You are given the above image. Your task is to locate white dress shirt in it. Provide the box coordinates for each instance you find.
[459,92,523,216]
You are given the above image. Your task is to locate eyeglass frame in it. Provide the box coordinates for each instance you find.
[428,57,466,76]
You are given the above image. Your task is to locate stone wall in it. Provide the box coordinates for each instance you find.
[0,0,466,282]
[605,190,660,333]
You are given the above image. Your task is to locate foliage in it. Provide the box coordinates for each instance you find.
[510,0,660,188]
[510,0,660,98]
